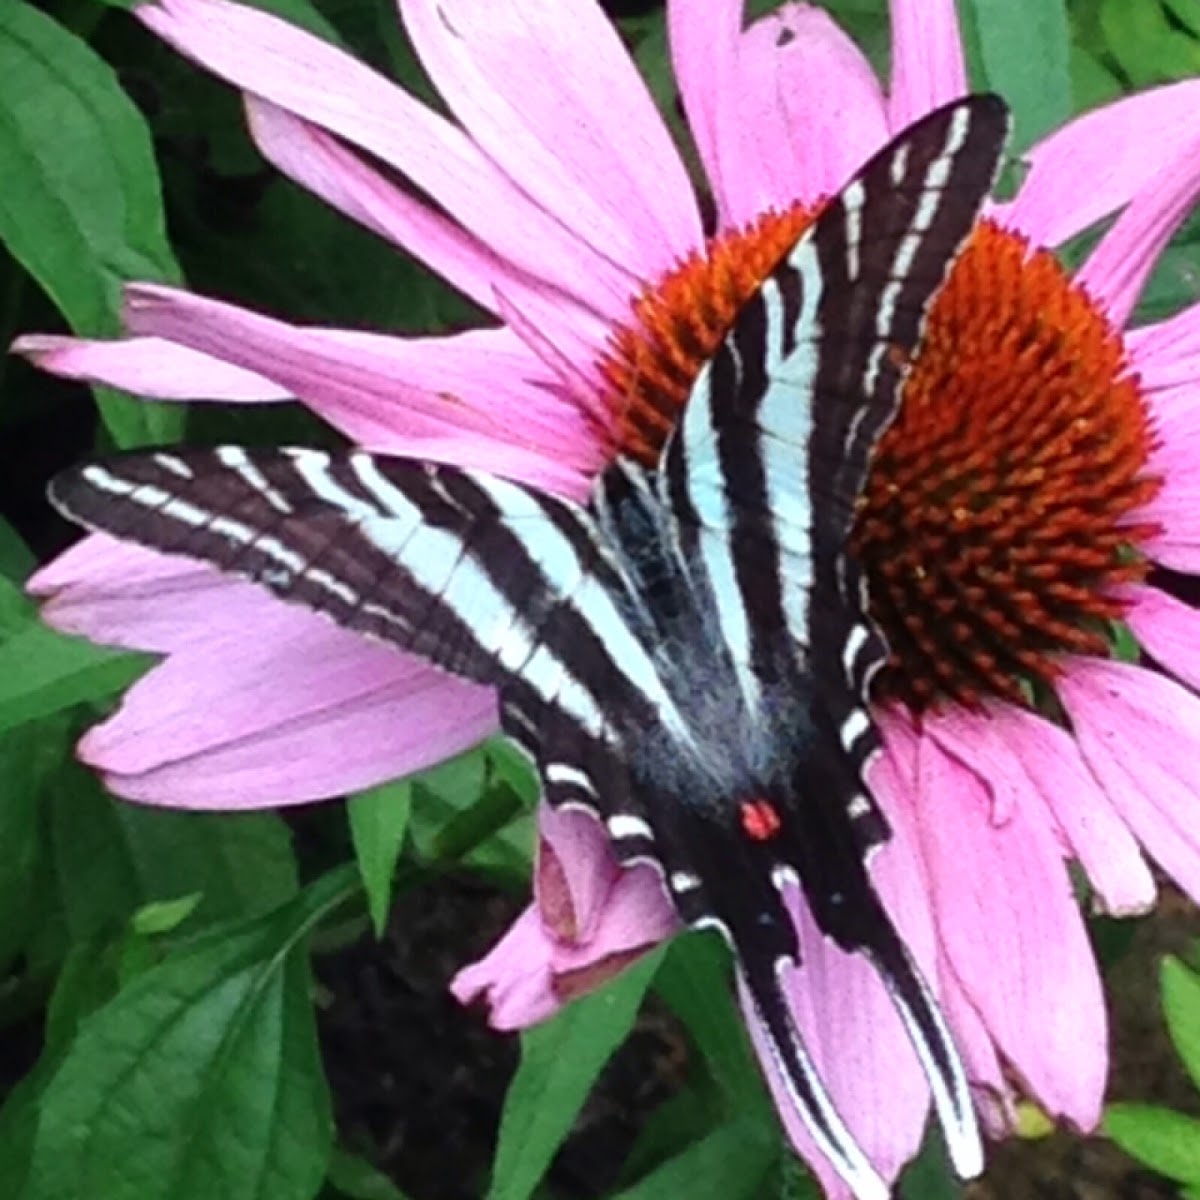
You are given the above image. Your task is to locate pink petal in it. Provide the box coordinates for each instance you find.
[668,0,744,224]
[886,0,968,129]
[399,0,701,280]
[1135,384,1200,572]
[119,284,595,493]
[137,0,636,317]
[1121,583,1200,694]
[739,880,928,1197]
[33,537,285,654]
[84,617,497,807]
[1075,131,1200,326]
[450,906,562,1030]
[733,4,888,211]
[244,98,534,321]
[1127,299,1200,388]
[551,859,677,971]
[997,80,1200,248]
[536,805,620,944]
[926,703,1154,917]
[936,962,1017,1139]
[914,729,1107,1128]
[11,333,289,401]
[1058,658,1200,907]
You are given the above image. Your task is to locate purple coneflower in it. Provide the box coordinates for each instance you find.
[18,0,1200,1193]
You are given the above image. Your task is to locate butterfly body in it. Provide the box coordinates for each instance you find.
[49,96,1011,1200]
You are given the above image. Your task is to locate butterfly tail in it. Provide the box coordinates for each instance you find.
[736,949,892,1200]
[861,920,984,1180]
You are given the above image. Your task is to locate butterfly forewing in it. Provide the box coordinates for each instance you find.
[48,96,1012,1200]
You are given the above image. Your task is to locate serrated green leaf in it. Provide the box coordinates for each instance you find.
[348,779,412,937]
[486,948,666,1200]
[961,0,1072,152]
[0,4,184,447]
[612,1117,776,1200]
[1105,1102,1200,1183]
[1163,956,1200,1094]
[25,867,356,1200]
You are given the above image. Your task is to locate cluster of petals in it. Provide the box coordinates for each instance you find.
[18,0,1200,1193]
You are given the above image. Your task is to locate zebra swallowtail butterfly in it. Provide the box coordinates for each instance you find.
[49,96,1009,1200]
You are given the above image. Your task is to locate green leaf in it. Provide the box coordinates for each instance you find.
[1162,956,1200,1094]
[50,763,298,940]
[325,1149,415,1200]
[0,3,184,447]
[1105,1103,1200,1183]
[486,949,666,1200]
[130,892,204,936]
[961,0,1072,152]
[611,1117,777,1200]
[1099,0,1200,87]
[0,576,148,731]
[348,779,412,937]
[0,716,66,971]
[0,516,34,582]
[654,932,766,1110]
[1165,0,1200,36]
[25,867,356,1200]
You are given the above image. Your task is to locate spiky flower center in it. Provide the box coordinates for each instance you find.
[596,207,1161,713]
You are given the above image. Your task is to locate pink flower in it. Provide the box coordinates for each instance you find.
[18,0,1200,1195]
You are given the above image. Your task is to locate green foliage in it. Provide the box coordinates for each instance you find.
[1105,957,1200,1190]
[961,0,1072,152]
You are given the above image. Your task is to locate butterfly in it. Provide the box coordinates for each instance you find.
[48,94,1009,1200]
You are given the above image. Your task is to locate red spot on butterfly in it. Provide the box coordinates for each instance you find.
[739,798,782,842]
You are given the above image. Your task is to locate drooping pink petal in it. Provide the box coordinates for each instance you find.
[536,805,620,944]
[118,284,596,494]
[1075,131,1200,326]
[551,859,677,972]
[667,0,747,226]
[136,0,637,317]
[914,729,1107,1128]
[926,703,1155,917]
[733,4,888,211]
[245,97,617,375]
[1127,298,1200,387]
[996,80,1200,248]
[244,98,531,321]
[886,0,968,129]
[1058,658,1200,907]
[32,536,283,654]
[451,906,561,1030]
[399,0,701,279]
[82,612,497,808]
[11,334,290,401]
[739,880,929,1198]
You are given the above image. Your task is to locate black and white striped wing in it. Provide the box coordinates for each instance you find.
[49,449,669,753]
[651,96,1009,1193]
